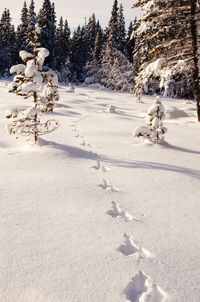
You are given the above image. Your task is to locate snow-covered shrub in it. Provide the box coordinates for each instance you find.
[9,26,59,112]
[67,84,75,93]
[106,105,116,113]
[6,107,59,144]
[7,24,59,144]
[134,96,167,143]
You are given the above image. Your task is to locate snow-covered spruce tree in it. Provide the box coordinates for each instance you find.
[70,25,89,80]
[98,27,135,92]
[27,0,37,48]
[7,24,59,144]
[134,96,167,143]
[83,19,104,84]
[16,1,29,51]
[37,0,56,65]
[132,0,193,99]
[107,0,119,47]
[117,4,126,53]
[93,21,104,61]
[54,17,72,83]
[0,9,16,75]
[125,20,136,63]
[85,13,97,60]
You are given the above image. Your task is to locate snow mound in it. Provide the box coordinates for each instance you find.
[134,126,151,137]
[88,83,103,89]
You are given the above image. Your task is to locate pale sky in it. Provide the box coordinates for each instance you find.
[0,0,141,29]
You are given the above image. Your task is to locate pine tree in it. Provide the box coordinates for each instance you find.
[16,1,29,50]
[134,96,167,143]
[27,0,37,47]
[55,17,64,69]
[85,13,97,56]
[125,21,135,63]
[70,25,88,80]
[93,24,104,61]
[54,17,71,79]
[0,9,15,74]
[37,0,56,64]
[98,31,135,92]
[7,24,59,144]
[117,4,126,53]
[132,0,193,99]
[84,20,104,84]
[63,19,71,56]
[107,0,119,48]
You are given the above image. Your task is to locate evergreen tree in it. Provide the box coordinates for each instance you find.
[37,0,56,64]
[0,8,15,74]
[132,0,193,99]
[134,96,167,143]
[55,17,64,68]
[117,4,126,52]
[84,20,104,83]
[85,13,97,53]
[27,0,37,47]
[70,25,88,80]
[125,21,135,63]
[98,30,135,92]
[63,19,71,55]
[16,1,29,50]
[7,24,59,144]
[54,17,71,72]
[93,22,104,61]
[107,0,119,48]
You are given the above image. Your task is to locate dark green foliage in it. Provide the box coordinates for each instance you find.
[16,1,29,50]
[54,17,71,70]
[37,0,56,64]
[125,21,135,63]
[0,9,16,74]
[70,25,88,80]
[27,0,37,48]
[117,4,126,52]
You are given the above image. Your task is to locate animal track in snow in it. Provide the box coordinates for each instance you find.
[81,140,92,147]
[81,140,87,146]
[93,160,110,172]
[98,179,121,192]
[70,122,77,128]
[118,233,153,260]
[107,201,139,222]
[124,271,167,302]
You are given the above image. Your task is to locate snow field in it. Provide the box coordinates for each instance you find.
[0,80,200,301]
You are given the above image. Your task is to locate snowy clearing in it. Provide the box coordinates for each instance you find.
[0,80,200,302]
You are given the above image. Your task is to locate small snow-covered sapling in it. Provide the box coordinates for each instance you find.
[106,104,116,113]
[134,96,167,143]
[6,107,59,143]
[6,24,59,144]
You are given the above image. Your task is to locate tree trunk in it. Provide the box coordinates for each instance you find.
[33,91,38,143]
[190,0,200,122]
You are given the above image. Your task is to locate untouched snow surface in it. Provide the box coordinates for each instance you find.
[0,80,200,302]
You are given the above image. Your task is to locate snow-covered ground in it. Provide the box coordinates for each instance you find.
[0,79,200,302]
